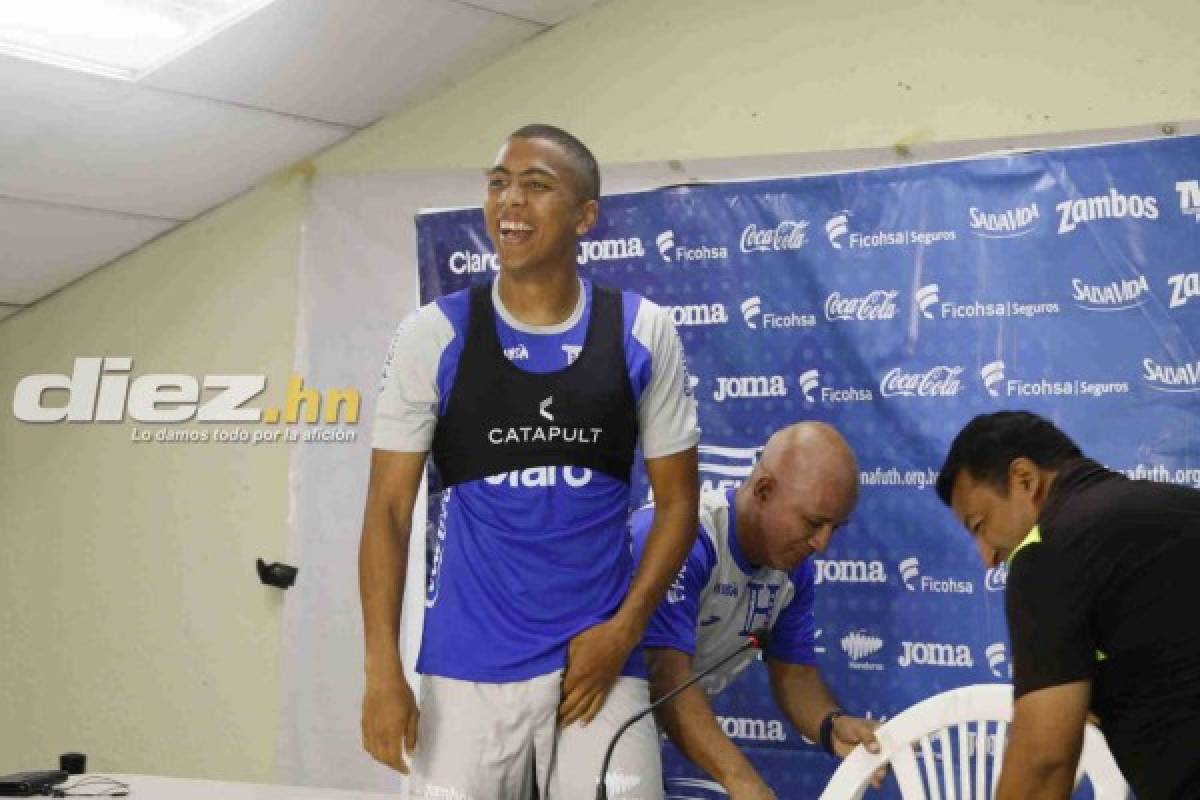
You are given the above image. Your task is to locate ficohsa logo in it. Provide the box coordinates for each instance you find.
[879,365,964,398]
[1056,189,1159,234]
[823,210,956,249]
[825,212,850,249]
[916,284,940,319]
[898,556,974,593]
[981,361,1007,398]
[898,641,974,668]
[739,296,815,330]
[655,229,729,263]
[986,643,1011,678]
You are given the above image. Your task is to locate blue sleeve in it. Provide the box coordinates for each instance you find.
[631,507,716,656]
[765,558,817,665]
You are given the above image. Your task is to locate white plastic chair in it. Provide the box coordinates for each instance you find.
[819,684,1129,800]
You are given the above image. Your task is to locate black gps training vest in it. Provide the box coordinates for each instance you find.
[430,282,638,488]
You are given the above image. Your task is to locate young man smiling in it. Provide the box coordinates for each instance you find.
[937,411,1200,799]
[359,125,699,799]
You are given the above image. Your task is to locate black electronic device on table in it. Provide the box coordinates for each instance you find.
[0,770,68,797]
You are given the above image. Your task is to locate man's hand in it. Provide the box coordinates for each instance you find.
[833,715,885,789]
[558,617,636,727]
[832,714,881,757]
[362,670,419,774]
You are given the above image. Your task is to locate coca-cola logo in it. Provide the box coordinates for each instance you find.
[825,290,899,322]
[740,221,809,253]
[880,366,964,398]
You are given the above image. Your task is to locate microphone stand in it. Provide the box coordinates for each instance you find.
[594,630,768,800]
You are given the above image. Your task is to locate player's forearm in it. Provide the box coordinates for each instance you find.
[617,470,698,635]
[994,728,1076,800]
[359,499,411,681]
[769,662,840,741]
[653,682,765,790]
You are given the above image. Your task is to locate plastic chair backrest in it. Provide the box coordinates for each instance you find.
[818,684,1129,800]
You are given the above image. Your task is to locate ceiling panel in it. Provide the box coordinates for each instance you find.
[0,197,176,304]
[0,55,138,164]
[463,0,603,26]
[0,87,349,219]
[144,0,544,127]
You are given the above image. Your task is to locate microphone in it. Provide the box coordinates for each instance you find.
[594,628,770,799]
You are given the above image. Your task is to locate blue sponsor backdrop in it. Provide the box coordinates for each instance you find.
[415,135,1200,798]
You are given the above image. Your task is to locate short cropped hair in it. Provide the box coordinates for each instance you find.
[510,124,600,202]
[936,411,1083,505]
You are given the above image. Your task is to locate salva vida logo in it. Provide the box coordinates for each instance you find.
[968,202,1040,238]
[1072,275,1150,312]
[1143,357,1200,392]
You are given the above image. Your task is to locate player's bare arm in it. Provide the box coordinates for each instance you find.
[359,448,427,773]
[559,446,698,726]
[648,646,776,799]
[995,681,1089,800]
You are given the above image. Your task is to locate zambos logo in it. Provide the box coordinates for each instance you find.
[1056,189,1159,234]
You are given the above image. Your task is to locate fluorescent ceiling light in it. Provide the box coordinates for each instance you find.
[0,0,282,80]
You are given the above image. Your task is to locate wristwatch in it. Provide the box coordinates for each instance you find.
[819,709,848,756]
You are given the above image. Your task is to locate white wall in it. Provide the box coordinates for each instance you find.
[2,0,1196,783]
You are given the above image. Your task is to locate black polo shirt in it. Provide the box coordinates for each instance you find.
[1007,458,1200,799]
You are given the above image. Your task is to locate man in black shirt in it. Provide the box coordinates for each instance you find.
[936,411,1200,799]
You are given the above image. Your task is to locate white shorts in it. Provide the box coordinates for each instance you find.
[408,670,663,800]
